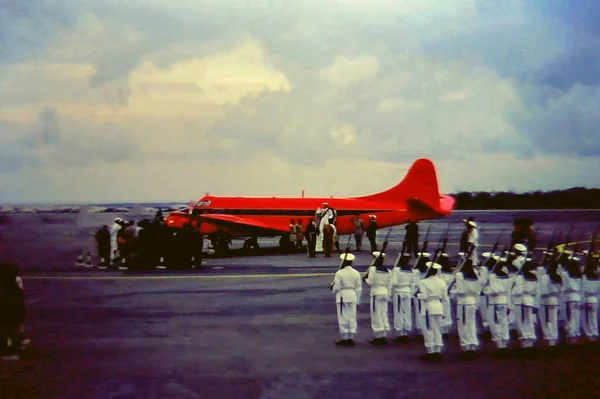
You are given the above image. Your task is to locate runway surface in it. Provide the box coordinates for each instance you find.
[2,210,600,398]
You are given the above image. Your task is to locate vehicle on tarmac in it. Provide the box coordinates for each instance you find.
[165,158,455,254]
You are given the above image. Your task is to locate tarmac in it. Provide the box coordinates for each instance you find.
[5,252,600,399]
[3,211,600,398]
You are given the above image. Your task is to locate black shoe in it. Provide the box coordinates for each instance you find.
[369,337,388,345]
[420,353,434,362]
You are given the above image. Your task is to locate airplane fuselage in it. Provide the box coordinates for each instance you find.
[165,194,454,237]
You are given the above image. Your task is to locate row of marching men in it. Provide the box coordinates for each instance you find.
[330,240,600,361]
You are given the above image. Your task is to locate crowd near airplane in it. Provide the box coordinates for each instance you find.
[164,158,455,252]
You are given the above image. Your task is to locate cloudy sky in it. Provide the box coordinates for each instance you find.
[1,0,599,204]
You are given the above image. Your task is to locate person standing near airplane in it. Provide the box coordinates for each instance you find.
[351,215,364,251]
[322,222,334,257]
[405,220,419,257]
[460,217,474,253]
[466,221,479,265]
[305,220,317,258]
[95,225,111,267]
[366,215,379,252]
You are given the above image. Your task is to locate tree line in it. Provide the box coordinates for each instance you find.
[451,187,600,210]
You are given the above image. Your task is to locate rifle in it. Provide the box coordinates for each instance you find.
[330,234,353,289]
[362,226,393,281]
[582,228,598,268]
[412,225,432,270]
[481,228,505,268]
[392,237,408,270]
[446,243,477,294]
[542,228,558,263]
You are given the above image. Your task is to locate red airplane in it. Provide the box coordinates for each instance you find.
[164,158,455,252]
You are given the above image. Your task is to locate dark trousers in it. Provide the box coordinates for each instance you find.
[354,234,362,250]
[308,239,316,258]
[406,238,419,257]
[368,235,377,252]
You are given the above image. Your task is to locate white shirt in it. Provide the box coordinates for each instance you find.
[582,276,600,304]
[365,266,390,297]
[539,274,562,306]
[418,275,448,315]
[520,278,539,307]
[389,267,420,296]
[561,271,582,302]
[468,228,479,246]
[332,266,363,305]
[15,276,23,290]
[451,273,481,305]
[484,274,510,305]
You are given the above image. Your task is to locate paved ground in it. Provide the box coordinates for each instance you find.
[2,211,600,398]
[4,269,600,399]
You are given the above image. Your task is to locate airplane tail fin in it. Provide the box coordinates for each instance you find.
[353,158,454,215]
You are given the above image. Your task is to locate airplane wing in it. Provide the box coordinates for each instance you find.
[198,214,288,236]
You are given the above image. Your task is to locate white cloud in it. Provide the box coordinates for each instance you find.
[1,0,599,203]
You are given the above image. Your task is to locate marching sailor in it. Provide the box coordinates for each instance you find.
[413,251,432,336]
[509,243,528,336]
[581,259,600,342]
[478,252,497,338]
[449,257,482,358]
[562,256,583,344]
[538,261,563,347]
[483,257,511,352]
[516,260,539,348]
[364,251,391,345]
[437,253,454,336]
[417,262,448,360]
[331,253,363,346]
[389,253,420,342]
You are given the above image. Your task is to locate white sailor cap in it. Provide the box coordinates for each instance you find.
[482,252,493,258]
[322,202,328,206]
[426,261,441,270]
[562,250,574,255]
[458,252,465,257]
[490,255,500,260]
[582,250,589,255]
[418,252,431,258]
[339,253,355,261]
[468,221,476,228]
[570,257,581,262]
[114,217,122,222]
[499,257,508,262]
[526,257,532,262]
[372,251,385,258]
[369,215,377,219]
[514,243,527,252]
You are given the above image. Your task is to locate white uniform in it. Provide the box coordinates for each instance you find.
[110,221,122,261]
[478,267,491,332]
[389,267,420,337]
[582,276,600,341]
[332,266,363,341]
[365,266,391,339]
[484,273,511,348]
[508,256,526,331]
[438,271,454,333]
[562,271,582,342]
[517,277,539,347]
[538,273,562,346]
[418,274,448,354]
[450,272,482,351]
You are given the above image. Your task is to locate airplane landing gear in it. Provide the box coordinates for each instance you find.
[209,231,231,257]
[243,236,260,251]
